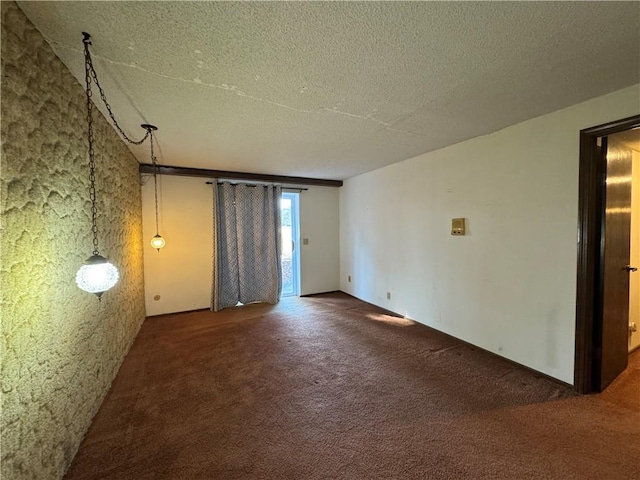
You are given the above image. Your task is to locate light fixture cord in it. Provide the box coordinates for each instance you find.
[83,33,150,146]
[150,131,160,235]
[83,32,162,253]
[83,34,100,256]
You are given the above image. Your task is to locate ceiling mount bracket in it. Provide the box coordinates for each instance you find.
[141,124,158,131]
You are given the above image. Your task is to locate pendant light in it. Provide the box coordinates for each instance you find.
[76,32,156,298]
[144,124,166,252]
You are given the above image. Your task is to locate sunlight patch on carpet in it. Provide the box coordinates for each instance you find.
[364,312,415,327]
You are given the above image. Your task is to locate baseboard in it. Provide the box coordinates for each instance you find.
[146,307,210,319]
[338,291,573,390]
[299,290,342,297]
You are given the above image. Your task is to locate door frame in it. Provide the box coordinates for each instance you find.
[281,191,300,297]
[574,114,640,393]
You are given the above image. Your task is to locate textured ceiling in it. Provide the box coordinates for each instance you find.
[16,1,640,180]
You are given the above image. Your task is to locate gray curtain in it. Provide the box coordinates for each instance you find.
[211,182,282,311]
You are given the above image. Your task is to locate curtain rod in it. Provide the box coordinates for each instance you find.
[139,163,342,187]
[205,181,307,191]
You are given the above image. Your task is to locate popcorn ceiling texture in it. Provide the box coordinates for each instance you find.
[1,3,146,479]
[15,1,640,179]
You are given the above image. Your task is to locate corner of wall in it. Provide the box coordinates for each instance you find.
[338,84,640,384]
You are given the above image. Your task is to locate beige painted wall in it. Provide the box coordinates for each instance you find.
[141,177,340,315]
[299,186,340,295]
[340,84,640,384]
[630,150,640,352]
[1,3,146,479]
[142,175,213,316]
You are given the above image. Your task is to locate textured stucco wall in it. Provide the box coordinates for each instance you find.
[1,3,146,479]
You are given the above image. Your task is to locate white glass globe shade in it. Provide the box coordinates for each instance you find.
[150,234,166,251]
[76,255,119,297]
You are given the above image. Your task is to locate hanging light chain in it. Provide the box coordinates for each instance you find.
[82,32,162,258]
[83,33,149,145]
[83,33,100,255]
[150,130,161,235]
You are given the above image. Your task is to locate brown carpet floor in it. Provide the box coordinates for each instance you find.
[64,293,640,480]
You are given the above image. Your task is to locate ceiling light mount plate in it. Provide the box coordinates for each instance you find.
[141,124,158,131]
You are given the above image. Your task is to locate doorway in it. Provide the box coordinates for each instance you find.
[280,192,300,297]
[575,114,640,393]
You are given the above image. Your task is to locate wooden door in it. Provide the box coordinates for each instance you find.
[598,132,634,390]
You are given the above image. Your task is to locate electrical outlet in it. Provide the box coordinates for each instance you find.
[386,292,391,300]
[303,238,309,245]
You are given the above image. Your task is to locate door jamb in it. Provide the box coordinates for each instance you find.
[575,114,640,394]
